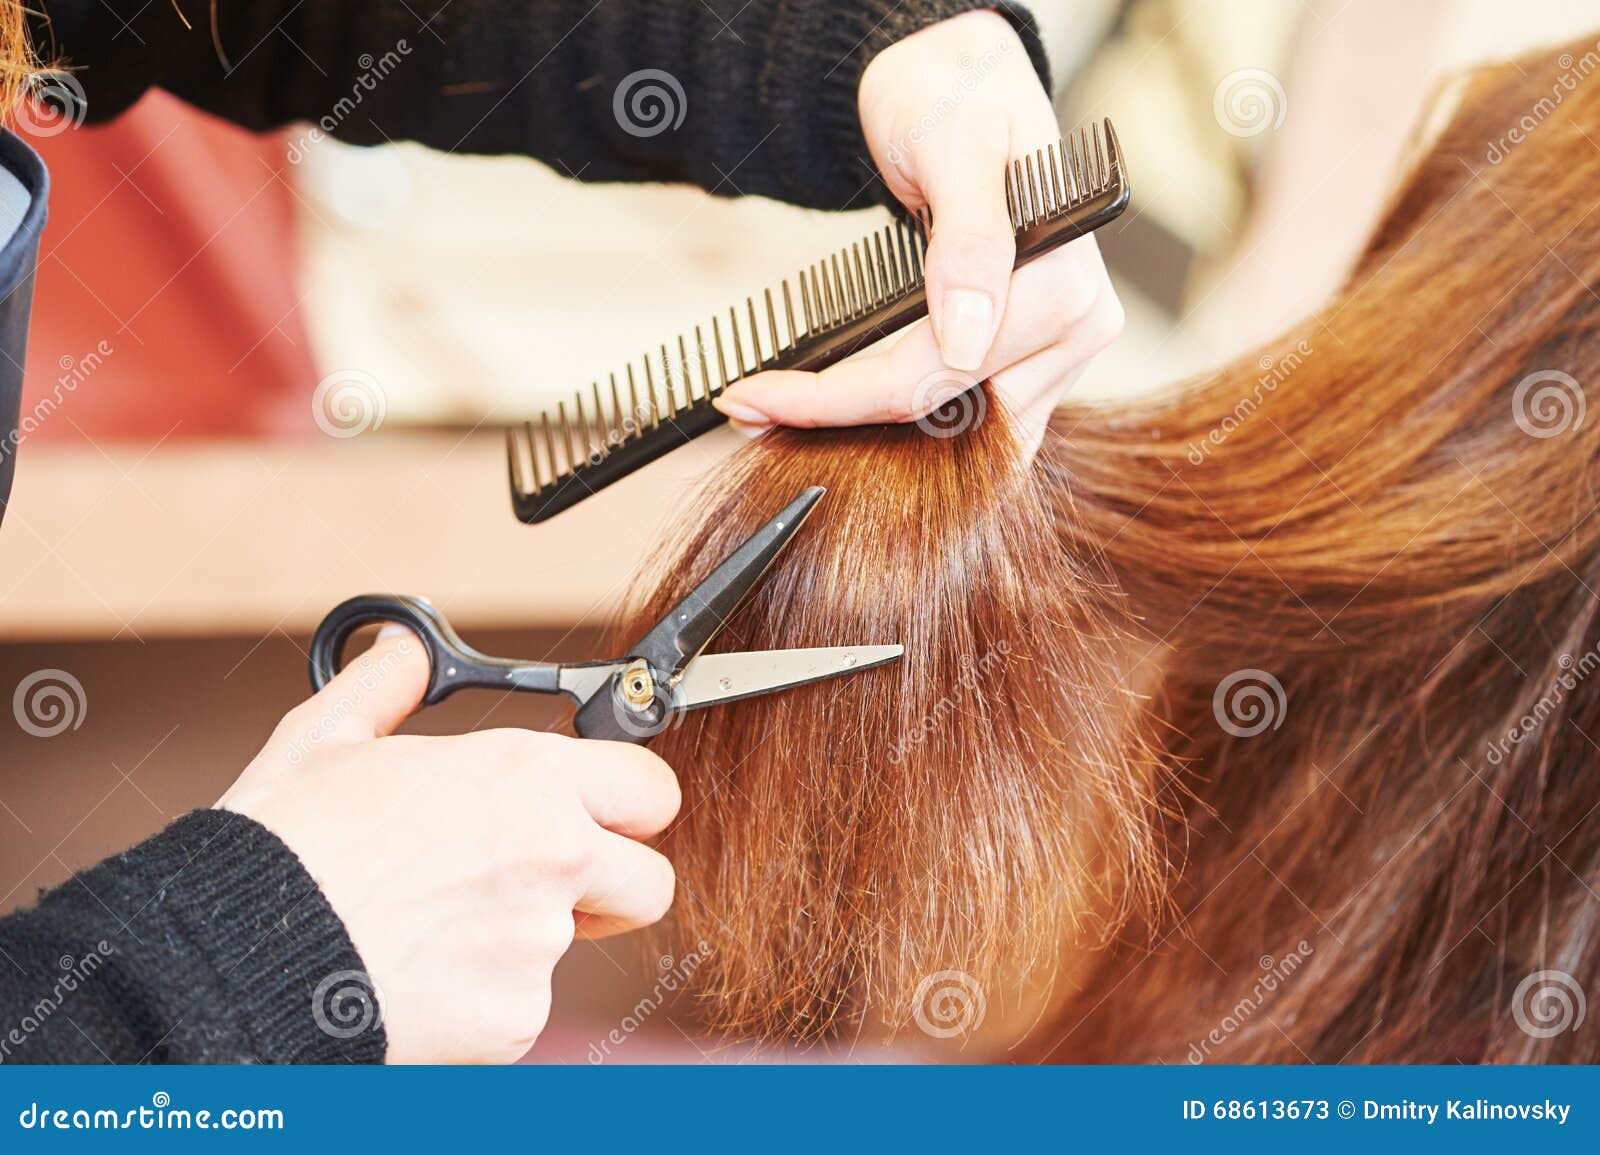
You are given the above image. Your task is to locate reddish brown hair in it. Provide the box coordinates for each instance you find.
[620,35,1600,1061]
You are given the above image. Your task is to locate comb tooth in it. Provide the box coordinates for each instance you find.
[694,325,713,396]
[816,261,834,325]
[874,231,891,296]
[828,252,846,318]
[847,246,864,312]
[711,315,730,386]
[851,243,869,308]
[1104,118,1122,184]
[590,382,608,454]
[893,220,911,289]
[1048,140,1064,209]
[1061,133,1079,202]
[539,412,557,486]
[575,390,593,464]
[909,220,925,281]
[1025,153,1041,225]
[782,279,798,346]
[520,422,539,493]
[1093,124,1107,191]
[729,307,747,376]
[1075,127,1089,196]
[641,357,659,428]
[609,372,625,438]
[1004,160,1017,229]
[674,334,692,402]
[1035,147,1050,214]
[659,344,679,415]
[747,296,763,365]
[557,400,576,475]
[508,427,529,495]
[798,270,815,335]
[764,288,780,359]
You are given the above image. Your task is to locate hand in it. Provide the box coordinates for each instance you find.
[713,9,1123,455]
[218,627,681,1064]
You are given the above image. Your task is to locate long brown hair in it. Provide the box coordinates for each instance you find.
[619,34,1600,1062]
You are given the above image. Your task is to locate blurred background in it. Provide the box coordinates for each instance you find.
[3,0,1600,1061]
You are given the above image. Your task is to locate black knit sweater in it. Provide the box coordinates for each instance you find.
[3,1,1048,1063]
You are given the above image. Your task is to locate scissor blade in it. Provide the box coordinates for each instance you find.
[673,644,903,710]
[629,486,825,677]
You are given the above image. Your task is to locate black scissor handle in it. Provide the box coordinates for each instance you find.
[309,593,559,706]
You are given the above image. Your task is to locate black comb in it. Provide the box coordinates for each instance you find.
[507,118,1129,524]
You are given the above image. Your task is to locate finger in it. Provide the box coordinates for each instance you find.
[278,624,429,745]
[574,831,676,935]
[714,237,1114,429]
[545,736,682,839]
[918,116,1015,372]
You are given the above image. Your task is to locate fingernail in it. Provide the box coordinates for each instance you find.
[713,397,771,426]
[376,623,414,644]
[939,289,995,372]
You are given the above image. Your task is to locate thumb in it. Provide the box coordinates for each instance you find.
[919,127,1015,373]
[283,624,430,746]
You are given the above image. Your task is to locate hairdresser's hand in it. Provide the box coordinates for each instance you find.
[219,627,680,1064]
[713,9,1121,455]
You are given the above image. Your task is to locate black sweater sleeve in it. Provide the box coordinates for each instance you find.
[29,1,1049,210]
[0,810,384,1064]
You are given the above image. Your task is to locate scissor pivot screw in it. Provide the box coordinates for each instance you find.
[619,659,657,712]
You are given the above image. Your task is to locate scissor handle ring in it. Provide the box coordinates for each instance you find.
[309,593,457,705]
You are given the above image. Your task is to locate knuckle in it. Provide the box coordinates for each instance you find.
[635,851,677,925]
[616,746,683,824]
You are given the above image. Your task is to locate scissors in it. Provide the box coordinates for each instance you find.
[308,486,902,744]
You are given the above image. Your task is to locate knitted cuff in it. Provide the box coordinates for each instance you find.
[111,810,386,1064]
[773,1,1053,210]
